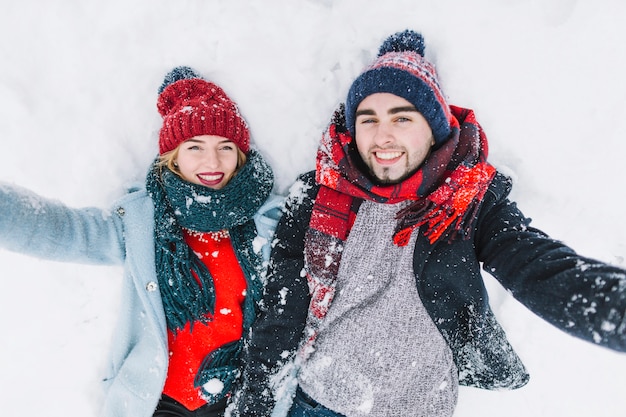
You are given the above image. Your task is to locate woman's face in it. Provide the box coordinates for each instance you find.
[175,135,240,190]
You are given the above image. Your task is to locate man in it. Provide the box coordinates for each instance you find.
[233,30,626,417]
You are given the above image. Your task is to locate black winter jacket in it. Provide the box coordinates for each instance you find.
[236,170,626,416]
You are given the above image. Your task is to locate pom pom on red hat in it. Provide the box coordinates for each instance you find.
[157,66,250,155]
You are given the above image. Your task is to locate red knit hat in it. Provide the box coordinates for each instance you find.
[157,67,250,155]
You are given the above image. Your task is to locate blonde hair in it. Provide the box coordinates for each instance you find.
[158,146,248,180]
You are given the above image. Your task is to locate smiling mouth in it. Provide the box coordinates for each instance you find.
[197,173,224,185]
[373,150,403,163]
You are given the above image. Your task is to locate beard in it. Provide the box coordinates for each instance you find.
[366,164,419,185]
[360,150,423,185]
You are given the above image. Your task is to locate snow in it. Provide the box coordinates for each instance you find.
[204,378,225,395]
[1,0,625,416]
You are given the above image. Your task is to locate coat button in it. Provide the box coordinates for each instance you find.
[146,281,158,292]
[116,207,126,216]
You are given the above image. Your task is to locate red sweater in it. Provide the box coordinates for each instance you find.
[162,229,247,410]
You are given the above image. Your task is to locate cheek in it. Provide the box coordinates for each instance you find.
[175,156,195,173]
[176,165,197,183]
[354,132,370,154]
[407,126,434,148]
[222,154,239,172]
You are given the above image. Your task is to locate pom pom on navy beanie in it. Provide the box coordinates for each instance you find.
[156,66,250,155]
[345,30,453,147]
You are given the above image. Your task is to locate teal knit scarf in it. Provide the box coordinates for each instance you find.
[145,149,274,334]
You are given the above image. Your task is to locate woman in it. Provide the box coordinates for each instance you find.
[0,66,282,417]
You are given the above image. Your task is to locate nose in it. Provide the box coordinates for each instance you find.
[202,149,220,168]
[373,122,394,147]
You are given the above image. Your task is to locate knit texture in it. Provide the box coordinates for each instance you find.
[162,230,248,409]
[157,66,250,154]
[146,149,273,332]
[345,30,453,146]
[299,200,458,417]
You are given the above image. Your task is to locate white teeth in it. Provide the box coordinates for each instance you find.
[375,151,402,160]
[199,174,221,181]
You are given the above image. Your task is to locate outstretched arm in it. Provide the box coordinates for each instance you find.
[475,174,626,351]
[0,182,125,265]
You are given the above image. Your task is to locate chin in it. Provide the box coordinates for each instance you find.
[370,169,414,185]
[370,173,400,185]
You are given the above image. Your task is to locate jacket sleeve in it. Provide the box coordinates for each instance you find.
[475,173,626,351]
[234,172,317,417]
[253,193,286,264]
[0,182,126,265]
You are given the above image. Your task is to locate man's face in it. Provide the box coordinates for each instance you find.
[354,93,435,184]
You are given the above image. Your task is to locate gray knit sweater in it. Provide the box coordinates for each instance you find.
[298,200,458,417]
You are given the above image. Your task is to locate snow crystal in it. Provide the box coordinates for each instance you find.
[194,194,213,204]
[253,235,267,254]
[601,320,616,332]
[287,178,312,206]
[279,287,289,305]
[357,399,373,413]
[203,378,224,394]
[576,259,591,272]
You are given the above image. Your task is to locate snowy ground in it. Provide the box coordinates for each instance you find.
[1,1,625,416]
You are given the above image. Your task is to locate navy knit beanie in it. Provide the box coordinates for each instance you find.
[156,66,250,155]
[345,30,453,146]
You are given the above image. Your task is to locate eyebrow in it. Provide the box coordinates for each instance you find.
[184,138,234,145]
[389,106,418,114]
[355,106,418,117]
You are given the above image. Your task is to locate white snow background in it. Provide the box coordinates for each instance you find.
[1,0,625,416]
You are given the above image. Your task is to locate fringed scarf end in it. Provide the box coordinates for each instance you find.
[393,162,496,246]
[393,226,415,246]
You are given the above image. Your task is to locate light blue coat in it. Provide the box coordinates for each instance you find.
[0,182,283,417]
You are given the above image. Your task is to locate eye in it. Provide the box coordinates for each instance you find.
[394,116,411,123]
[219,144,235,151]
[186,144,201,151]
[357,117,377,124]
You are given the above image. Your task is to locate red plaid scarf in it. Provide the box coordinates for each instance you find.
[300,104,495,352]
[311,103,495,245]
